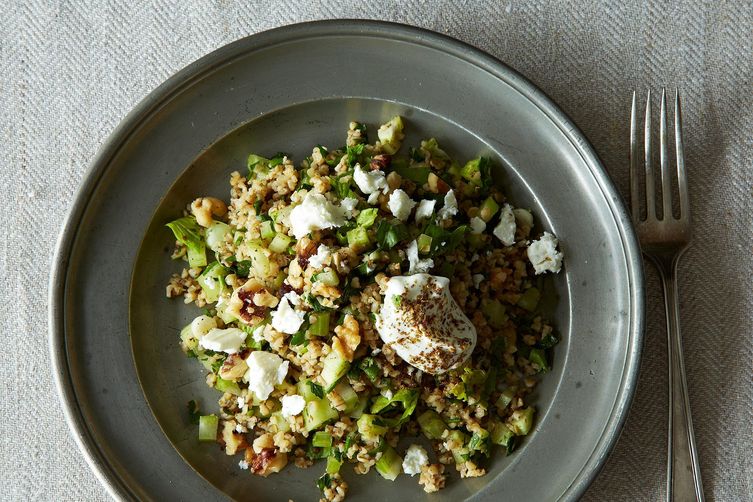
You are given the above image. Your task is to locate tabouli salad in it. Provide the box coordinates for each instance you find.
[165,117,564,501]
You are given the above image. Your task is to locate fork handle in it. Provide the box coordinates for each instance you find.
[657,258,705,502]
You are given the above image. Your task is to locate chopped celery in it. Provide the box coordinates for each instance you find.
[528,348,549,372]
[312,431,333,448]
[260,220,276,240]
[269,233,292,254]
[375,445,402,481]
[215,377,242,396]
[304,399,338,432]
[346,226,371,252]
[321,350,350,391]
[205,221,231,252]
[357,414,388,440]
[416,234,432,254]
[197,262,228,303]
[496,388,515,412]
[393,164,430,184]
[481,299,508,328]
[329,381,359,414]
[508,407,535,435]
[517,287,540,312]
[490,421,515,447]
[166,216,206,268]
[198,415,219,441]
[315,269,339,287]
[377,116,404,155]
[356,208,378,228]
[309,311,331,336]
[417,410,447,440]
[348,394,369,419]
[326,455,342,474]
[479,196,500,222]
[461,157,491,187]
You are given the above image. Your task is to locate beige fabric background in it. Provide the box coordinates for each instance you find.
[1,1,751,500]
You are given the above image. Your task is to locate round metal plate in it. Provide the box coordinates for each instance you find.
[50,20,643,502]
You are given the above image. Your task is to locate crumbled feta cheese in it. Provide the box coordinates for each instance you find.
[340,197,359,218]
[471,253,480,262]
[367,192,380,204]
[402,444,429,476]
[493,203,517,246]
[308,244,332,269]
[243,351,289,401]
[237,396,246,408]
[388,189,416,221]
[437,189,458,220]
[381,389,394,400]
[406,239,434,274]
[353,163,388,199]
[527,231,563,274]
[414,199,436,222]
[271,291,305,334]
[190,315,217,338]
[281,394,306,418]
[289,192,347,239]
[472,274,484,288]
[470,216,486,234]
[371,348,381,355]
[251,324,266,343]
[235,423,248,433]
[238,460,249,470]
[198,328,246,354]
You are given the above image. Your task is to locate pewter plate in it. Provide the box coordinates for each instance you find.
[49,20,644,502]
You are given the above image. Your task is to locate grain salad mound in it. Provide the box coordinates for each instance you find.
[165,117,564,501]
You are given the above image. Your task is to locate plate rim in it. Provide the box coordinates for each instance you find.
[49,19,644,501]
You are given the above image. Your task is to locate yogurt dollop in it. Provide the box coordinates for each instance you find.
[376,274,477,374]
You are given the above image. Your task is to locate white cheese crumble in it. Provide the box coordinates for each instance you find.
[251,324,266,343]
[353,163,388,201]
[402,444,429,476]
[437,189,458,220]
[472,274,484,288]
[243,351,289,401]
[406,239,434,274]
[493,203,517,246]
[237,396,246,409]
[340,197,359,218]
[470,216,486,234]
[198,328,246,354]
[414,199,436,223]
[308,244,332,269]
[388,189,416,221]
[271,291,305,334]
[190,315,217,338]
[238,460,249,470]
[527,231,564,274]
[281,394,306,418]
[289,192,347,239]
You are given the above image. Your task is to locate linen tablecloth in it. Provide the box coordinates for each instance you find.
[2,1,751,500]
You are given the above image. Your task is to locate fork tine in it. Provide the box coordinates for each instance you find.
[675,89,689,220]
[660,88,672,220]
[644,90,655,219]
[630,91,641,221]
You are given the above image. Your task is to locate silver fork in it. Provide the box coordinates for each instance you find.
[630,89,704,501]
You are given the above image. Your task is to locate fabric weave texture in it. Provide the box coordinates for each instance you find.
[1,1,751,500]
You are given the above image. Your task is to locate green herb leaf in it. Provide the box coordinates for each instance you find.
[359,357,380,383]
[234,260,253,277]
[375,220,409,250]
[309,381,325,400]
[316,473,331,492]
[369,388,419,427]
[165,216,206,268]
[346,143,365,166]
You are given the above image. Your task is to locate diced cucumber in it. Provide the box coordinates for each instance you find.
[247,243,272,277]
[329,381,359,414]
[260,220,276,240]
[321,350,350,391]
[309,311,331,337]
[269,411,291,433]
[326,455,342,474]
[348,394,369,419]
[517,287,540,312]
[357,414,388,440]
[479,196,500,222]
[298,379,319,402]
[206,221,231,252]
[346,226,371,252]
[447,430,470,464]
[481,299,508,328]
[468,428,490,456]
[507,407,535,436]
[198,415,219,441]
[215,377,242,396]
[416,233,432,254]
[490,420,515,446]
[303,399,338,432]
[312,431,333,448]
[461,158,482,185]
[375,446,402,481]
[269,233,292,254]
[417,410,447,440]
[496,388,515,412]
[377,116,404,155]
[315,269,340,287]
[197,262,228,303]
[180,323,199,353]
[356,208,378,228]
